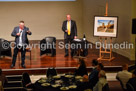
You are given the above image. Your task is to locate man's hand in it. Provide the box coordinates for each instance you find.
[83,75,89,82]
[25,82,32,87]
[74,36,77,39]
[65,30,68,32]
[26,30,30,34]
[16,33,20,36]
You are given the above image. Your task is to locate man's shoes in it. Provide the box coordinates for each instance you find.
[21,65,26,68]
[64,54,69,57]
[10,64,15,68]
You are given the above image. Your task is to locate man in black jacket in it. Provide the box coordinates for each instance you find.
[62,14,77,57]
[11,21,32,68]
[127,70,136,91]
[89,63,104,89]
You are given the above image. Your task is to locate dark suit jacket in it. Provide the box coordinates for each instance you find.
[11,26,32,45]
[62,20,77,39]
[88,68,99,89]
[74,65,88,76]
[127,77,136,91]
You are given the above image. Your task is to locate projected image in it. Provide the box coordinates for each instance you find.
[94,16,118,37]
[0,0,76,1]
[97,20,114,33]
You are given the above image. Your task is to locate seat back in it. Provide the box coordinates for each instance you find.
[0,38,10,51]
[40,37,56,56]
[102,83,110,91]
[116,77,126,91]
[22,72,31,87]
[126,83,135,91]
[46,68,57,77]
[45,37,56,44]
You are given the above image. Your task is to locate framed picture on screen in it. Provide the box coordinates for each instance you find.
[94,16,118,37]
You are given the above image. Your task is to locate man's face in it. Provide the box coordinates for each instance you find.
[67,15,71,21]
[19,23,24,30]
[98,72,101,78]
[126,64,128,70]
[97,65,101,71]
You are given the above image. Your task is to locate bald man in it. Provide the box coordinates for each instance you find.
[11,21,32,68]
[62,14,77,57]
[116,64,132,90]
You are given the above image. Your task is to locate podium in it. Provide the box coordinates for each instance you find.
[71,39,88,58]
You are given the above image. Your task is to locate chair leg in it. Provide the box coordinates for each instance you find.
[18,52,20,67]
[51,49,53,57]
[30,51,31,60]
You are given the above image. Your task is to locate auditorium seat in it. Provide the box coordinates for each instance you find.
[0,38,12,57]
[126,83,135,91]
[40,37,56,57]
[102,83,110,91]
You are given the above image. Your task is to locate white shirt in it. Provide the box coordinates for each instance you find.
[93,77,108,91]
[116,70,132,89]
[18,28,23,46]
[67,20,71,32]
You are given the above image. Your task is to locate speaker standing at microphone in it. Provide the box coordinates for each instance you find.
[11,21,32,68]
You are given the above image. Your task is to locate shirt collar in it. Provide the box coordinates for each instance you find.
[122,70,128,72]
[67,20,71,22]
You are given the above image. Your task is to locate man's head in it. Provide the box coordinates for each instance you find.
[97,63,104,71]
[19,21,25,30]
[92,59,98,66]
[122,64,128,71]
[67,14,71,21]
[78,58,86,67]
[99,70,106,78]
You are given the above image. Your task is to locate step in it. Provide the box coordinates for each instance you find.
[6,75,22,78]
[4,87,26,91]
[8,81,22,83]
[6,75,22,81]
[4,82,22,88]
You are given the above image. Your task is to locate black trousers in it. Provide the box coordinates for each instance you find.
[64,36,74,56]
[12,46,26,66]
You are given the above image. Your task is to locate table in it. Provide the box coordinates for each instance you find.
[34,75,89,91]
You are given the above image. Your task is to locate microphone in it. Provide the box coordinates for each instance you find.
[20,30,22,33]
[26,27,29,31]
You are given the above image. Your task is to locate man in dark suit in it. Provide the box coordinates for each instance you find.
[88,63,104,89]
[62,14,77,57]
[127,70,136,91]
[11,21,32,68]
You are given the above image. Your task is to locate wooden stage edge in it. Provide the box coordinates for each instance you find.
[1,40,135,75]
[3,66,122,75]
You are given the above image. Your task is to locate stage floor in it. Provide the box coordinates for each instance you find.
[0,40,135,70]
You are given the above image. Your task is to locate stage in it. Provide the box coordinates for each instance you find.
[0,40,135,75]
